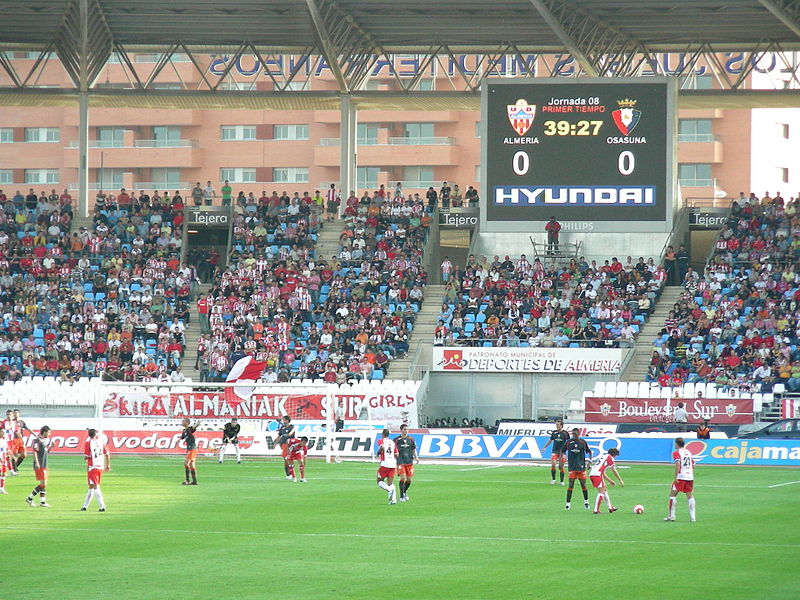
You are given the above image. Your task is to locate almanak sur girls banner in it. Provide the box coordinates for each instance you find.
[432,347,622,373]
[97,381,420,428]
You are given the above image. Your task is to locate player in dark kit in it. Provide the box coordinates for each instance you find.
[394,424,418,502]
[542,419,570,485]
[181,419,200,485]
[276,416,296,480]
[26,426,52,507]
[218,418,242,464]
[564,428,592,510]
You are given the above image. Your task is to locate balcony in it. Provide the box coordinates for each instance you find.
[133,182,192,191]
[387,136,455,145]
[133,139,198,148]
[64,139,202,168]
[314,138,458,167]
[677,133,723,163]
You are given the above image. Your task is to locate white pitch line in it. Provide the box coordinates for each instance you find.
[458,465,505,471]
[768,480,800,489]
[1,526,798,549]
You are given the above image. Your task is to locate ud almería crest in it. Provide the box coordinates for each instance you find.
[507,98,536,135]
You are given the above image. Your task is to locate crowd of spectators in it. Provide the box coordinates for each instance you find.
[195,186,434,383]
[646,192,800,393]
[435,253,666,347]
[0,186,195,383]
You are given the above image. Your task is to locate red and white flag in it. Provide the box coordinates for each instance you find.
[225,356,267,403]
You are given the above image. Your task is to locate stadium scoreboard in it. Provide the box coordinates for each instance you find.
[480,78,676,233]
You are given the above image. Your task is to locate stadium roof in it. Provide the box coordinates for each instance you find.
[2,0,799,53]
[0,0,798,107]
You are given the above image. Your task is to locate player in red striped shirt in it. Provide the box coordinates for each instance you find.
[589,447,623,514]
[285,437,308,483]
[81,429,110,512]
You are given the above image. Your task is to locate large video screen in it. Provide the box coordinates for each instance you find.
[482,79,674,227]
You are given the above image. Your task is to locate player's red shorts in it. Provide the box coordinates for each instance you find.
[569,470,587,480]
[10,439,24,454]
[397,464,414,478]
[377,466,395,479]
[551,453,565,461]
[87,469,103,485]
[34,467,48,481]
[280,443,289,458]
[590,475,604,488]
[672,479,694,493]
[186,449,197,461]
[287,452,304,462]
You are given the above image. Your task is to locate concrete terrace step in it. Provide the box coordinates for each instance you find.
[387,284,446,380]
[619,286,684,382]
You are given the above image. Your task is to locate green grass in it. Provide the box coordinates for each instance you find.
[2,456,799,600]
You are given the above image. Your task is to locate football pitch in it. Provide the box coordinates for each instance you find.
[3,456,798,600]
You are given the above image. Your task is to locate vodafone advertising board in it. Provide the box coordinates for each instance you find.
[432,346,622,373]
[33,430,378,458]
[584,396,755,425]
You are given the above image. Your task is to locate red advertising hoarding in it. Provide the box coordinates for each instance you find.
[584,397,754,425]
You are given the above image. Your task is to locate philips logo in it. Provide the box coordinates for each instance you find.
[493,186,655,206]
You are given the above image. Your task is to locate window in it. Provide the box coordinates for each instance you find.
[273,167,309,184]
[780,167,789,184]
[357,123,379,145]
[680,74,713,90]
[0,170,12,184]
[151,168,181,188]
[25,169,59,185]
[475,165,481,183]
[403,123,435,141]
[0,128,12,143]
[678,163,713,186]
[151,83,183,90]
[356,167,380,189]
[96,127,124,148]
[678,119,713,142]
[402,167,434,187]
[151,126,181,146]
[221,125,256,141]
[284,81,309,91]
[24,127,59,143]
[475,121,481,137]
[24,51,55,59]
[218,81,257,91]
[273,124,309,140]
[96,168,124,190]
[781,123,790,139]
[220,168,257,183]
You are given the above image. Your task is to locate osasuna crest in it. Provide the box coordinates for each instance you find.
[726,403,737,418]
[507,98,536,136]
[611,98,641,136]
[600,403,611,417]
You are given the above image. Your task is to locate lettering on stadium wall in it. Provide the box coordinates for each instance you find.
[207,52,785,79]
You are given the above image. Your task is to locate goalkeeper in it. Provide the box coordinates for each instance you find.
[218,418,241,464]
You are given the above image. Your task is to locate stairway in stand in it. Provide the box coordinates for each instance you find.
[315,217,343,262]
[620,285,685,382]
[181,282,212,382]
[387,284,446,380]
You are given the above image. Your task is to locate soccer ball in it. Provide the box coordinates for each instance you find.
[633,504,645,514]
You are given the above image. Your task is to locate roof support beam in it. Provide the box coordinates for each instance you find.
[757,0,800,39]
[304,0,349,92]
[528,0,598,76]
[528,0,654,77]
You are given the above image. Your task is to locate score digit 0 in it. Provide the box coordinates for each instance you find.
[618,150,635,176]
[513,151,529,175]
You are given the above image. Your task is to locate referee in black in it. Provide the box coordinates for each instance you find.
[218,418,242,464]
